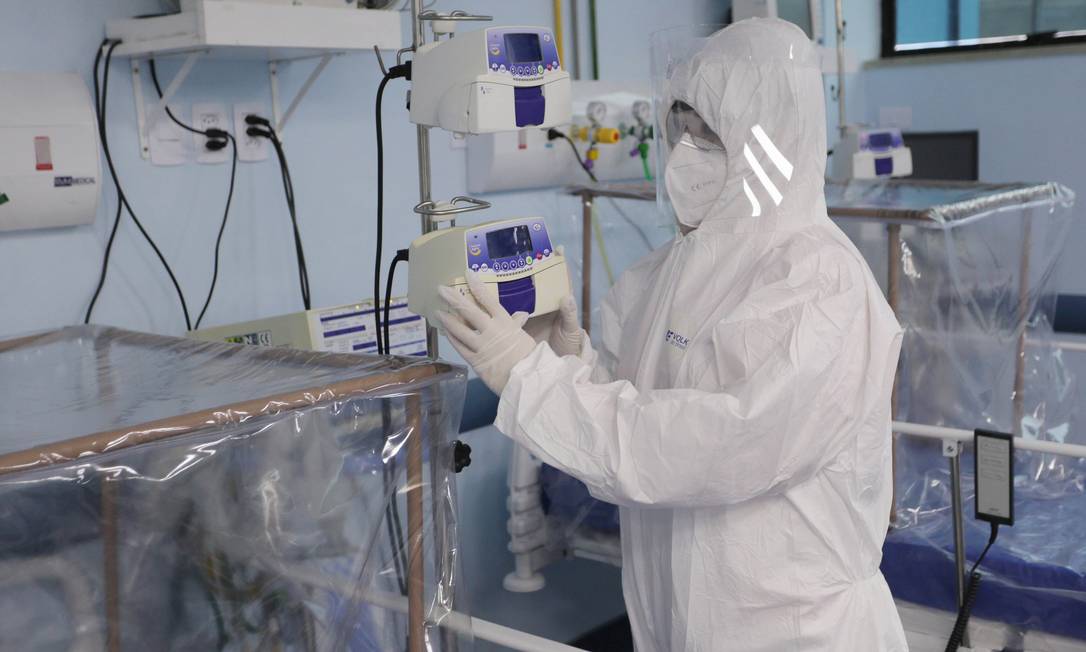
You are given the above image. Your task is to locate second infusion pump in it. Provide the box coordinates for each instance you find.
[410,27,572,134]
[408,218,570,324]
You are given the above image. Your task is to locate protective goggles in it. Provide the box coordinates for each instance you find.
[665,101,725,152]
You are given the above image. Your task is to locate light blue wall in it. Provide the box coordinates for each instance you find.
[0,0,721,646]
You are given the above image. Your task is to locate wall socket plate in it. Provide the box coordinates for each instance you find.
[193,102,230,164]
[147,104,192,166]
[233,102,271,163]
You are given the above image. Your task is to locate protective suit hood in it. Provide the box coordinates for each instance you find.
[664,19,826,232]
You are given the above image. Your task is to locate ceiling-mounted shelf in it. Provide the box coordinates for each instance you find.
[103,1,405,159]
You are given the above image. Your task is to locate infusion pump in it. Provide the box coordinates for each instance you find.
[410,26,572,134]
[408,218,570,324]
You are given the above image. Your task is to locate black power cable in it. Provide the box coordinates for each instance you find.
[245,118,312,311]
[148,59,238,329]
[84,42,123,325]
[382,249,409,355]
[944,523,999,652]
[374,61,412,355]
[548,128,599,183]
[85,39,193,330]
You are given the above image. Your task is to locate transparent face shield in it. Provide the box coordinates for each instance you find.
[650,24,727,228]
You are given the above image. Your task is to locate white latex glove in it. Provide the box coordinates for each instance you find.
[524,294,584,357]
[436,272,538,395]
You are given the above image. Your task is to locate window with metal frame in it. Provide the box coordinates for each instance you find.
[882,0,1086,57]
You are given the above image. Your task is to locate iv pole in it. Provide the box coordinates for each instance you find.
[410,0,440,357]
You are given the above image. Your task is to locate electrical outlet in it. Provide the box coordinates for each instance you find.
[233,102,270,162]
[193,102,230,164]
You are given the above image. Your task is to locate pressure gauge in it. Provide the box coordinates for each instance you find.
[586,101,607,125]
[632,100,651,125]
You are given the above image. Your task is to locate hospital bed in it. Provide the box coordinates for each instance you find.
[0,326,471,651]
[504,179,1086,651]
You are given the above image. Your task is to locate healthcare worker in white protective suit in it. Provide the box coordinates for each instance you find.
[438,18,907,652]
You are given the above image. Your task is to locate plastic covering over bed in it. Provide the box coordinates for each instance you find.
[0,325,471,651]
[530,180,1086,644]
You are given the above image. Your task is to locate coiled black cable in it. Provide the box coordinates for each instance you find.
[148,59,238,329]
[85,39,193,329]
[944,523,999,652]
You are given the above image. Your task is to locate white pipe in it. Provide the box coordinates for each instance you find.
[893,420,1086,459]
[834,0,846,136]
[1026,336,1086,354]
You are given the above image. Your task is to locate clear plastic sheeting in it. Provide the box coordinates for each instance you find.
[557,181,673,336]
[826,179,1085,645]
[0,326,471,652]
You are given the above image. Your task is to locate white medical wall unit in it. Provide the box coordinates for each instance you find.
[466,80,655,193]
[0,72,100,232]
[104,0,405,157]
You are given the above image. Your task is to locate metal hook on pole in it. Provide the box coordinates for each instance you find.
[373,46,389,76]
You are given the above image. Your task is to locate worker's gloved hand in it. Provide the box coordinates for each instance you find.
[436,272,538,395]
[524,294,584,357]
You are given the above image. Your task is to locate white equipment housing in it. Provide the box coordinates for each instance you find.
[189,298,427,356]
[466,81,655,193]
[410,26,572,134]
[408,218,569,324]
[832,126,914,180]
[0,72,100,233]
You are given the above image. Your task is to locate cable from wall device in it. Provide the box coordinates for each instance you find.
[83,42,124,325]
[548,128,598,183]
[245,117,312,311]
[85,39,193,330]
[383,249,410,355]
[148,59,238,329]
[373,61,412,355]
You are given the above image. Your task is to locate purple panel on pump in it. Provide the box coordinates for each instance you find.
[498,277,536,314]
[514,86,545,127]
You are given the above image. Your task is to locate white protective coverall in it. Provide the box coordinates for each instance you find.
[494,19,908,651]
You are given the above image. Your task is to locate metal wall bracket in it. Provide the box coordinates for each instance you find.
[131,52,202,160]
[269,54,335,139]
[942,438,962,457]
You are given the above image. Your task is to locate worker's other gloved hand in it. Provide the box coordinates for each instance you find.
[525,294,584,357]
[436,271,538,395]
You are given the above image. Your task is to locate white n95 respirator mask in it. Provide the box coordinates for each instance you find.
[664,134,727,230]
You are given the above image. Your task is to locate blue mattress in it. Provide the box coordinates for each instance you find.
[882,529,1086,641]
[541,462,1086,641]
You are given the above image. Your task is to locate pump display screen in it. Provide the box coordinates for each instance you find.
[486,225,534,259]
[504,33,543,63]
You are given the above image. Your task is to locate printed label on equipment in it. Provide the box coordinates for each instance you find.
[53,176,96,188]
[224,330,273,346]
[316,299,427,357]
